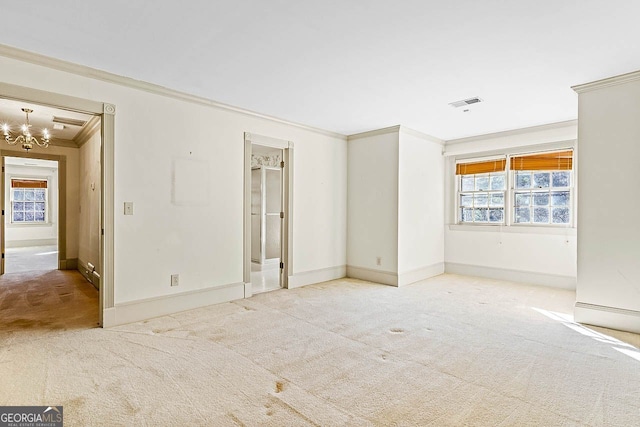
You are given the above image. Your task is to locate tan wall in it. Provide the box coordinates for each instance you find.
[78,129,101,273]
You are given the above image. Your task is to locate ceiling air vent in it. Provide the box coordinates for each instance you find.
[449,97,483,108]
[52,116,87,127]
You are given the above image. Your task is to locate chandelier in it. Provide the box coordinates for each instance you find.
[2,108,50,151]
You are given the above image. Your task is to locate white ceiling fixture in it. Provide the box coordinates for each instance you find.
[2,108,50,151]
[449,97,483,108]
[1,1,640,140]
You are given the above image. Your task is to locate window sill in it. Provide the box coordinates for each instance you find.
[7,222,54,228]
[448,224,576,235]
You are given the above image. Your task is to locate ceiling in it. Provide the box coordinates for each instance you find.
[0,98,94,144]
[1,1,640,140]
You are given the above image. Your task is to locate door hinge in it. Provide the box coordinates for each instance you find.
[101,228,104,236]
[280,161,284,168]
[1,253,4,259]
[280,262,284,269]
[280,212,284,219]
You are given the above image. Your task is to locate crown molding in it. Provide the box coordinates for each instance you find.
[572,69,640,94]
[0,44,347,141]
[399,125,444,145]
[347,125,401,141]
[445,119,577,145]
[74,115,101,148]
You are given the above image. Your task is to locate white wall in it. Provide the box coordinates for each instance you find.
[574,75,640,332]
[443,122,578,289]
[78,129,101,273]
[347,130,399,278]
[397,129,444,282]
[0,53,347,308]
[4,162,58,247]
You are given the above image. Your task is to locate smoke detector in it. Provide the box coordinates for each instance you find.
[449,97,483,108]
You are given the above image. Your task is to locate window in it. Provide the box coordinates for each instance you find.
[457,158,506,224]
[456,150,574,226]
[11,179,48,223]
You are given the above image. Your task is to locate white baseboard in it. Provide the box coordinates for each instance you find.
[398,263,444,286]
[574,302,640,334]
[444,262,576,290]
[346,265,398,286]
[287,265,346,289]
[103,282,244,327]
[244,282,252,298]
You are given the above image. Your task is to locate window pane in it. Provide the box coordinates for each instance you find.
[533,193,549,206]
[533,207,549,223]
[552,207,570,224]
[515,172,531,189]
[489,208,504,223]
[24,212,34,221]
[35,212,45,222]
[460,194,473,207]
[35,189,46,201]
[24,190,35,201]
[551,191,570,206]
[474,208,488,222]
[515,193,530,206]
[35,202,46,212]
[475,176,489,191]
[24,202,35,212]
[552,172,570,188]
[14,190,24,201]
[515,207,530,223]
[461,208,473,222]
[13,211,24,222]
[13,202,24,211]
[474,193,488,207]
[490,174,505,190]
[533,172,550,188]
[489,193,504,207]
[461,176,474,191]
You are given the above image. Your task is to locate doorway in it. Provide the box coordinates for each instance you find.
[250,146,283,293]
[2,156,59,273]
[243,133,293,297]
[0,83,114,327]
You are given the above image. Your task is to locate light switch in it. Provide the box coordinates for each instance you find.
[124,202,134,215]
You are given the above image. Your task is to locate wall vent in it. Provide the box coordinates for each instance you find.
[449,97,483,108]
[52,116,87,127]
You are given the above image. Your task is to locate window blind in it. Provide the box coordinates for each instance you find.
[11,179,47,188]
[510,150,573,171]
[456,158,506,175]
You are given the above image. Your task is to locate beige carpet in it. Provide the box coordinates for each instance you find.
[1,274,638,426]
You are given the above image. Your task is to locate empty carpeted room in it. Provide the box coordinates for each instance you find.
[1,1,639,426]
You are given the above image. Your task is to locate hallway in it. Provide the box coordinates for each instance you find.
[0,270,98,335]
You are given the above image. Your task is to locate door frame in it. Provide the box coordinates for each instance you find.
[1,152,64,273]
[243,132,293,297]
[0,82,115,327]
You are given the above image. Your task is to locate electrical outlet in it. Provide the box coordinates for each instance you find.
[376,257,382,266]
[171,274,179,287]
